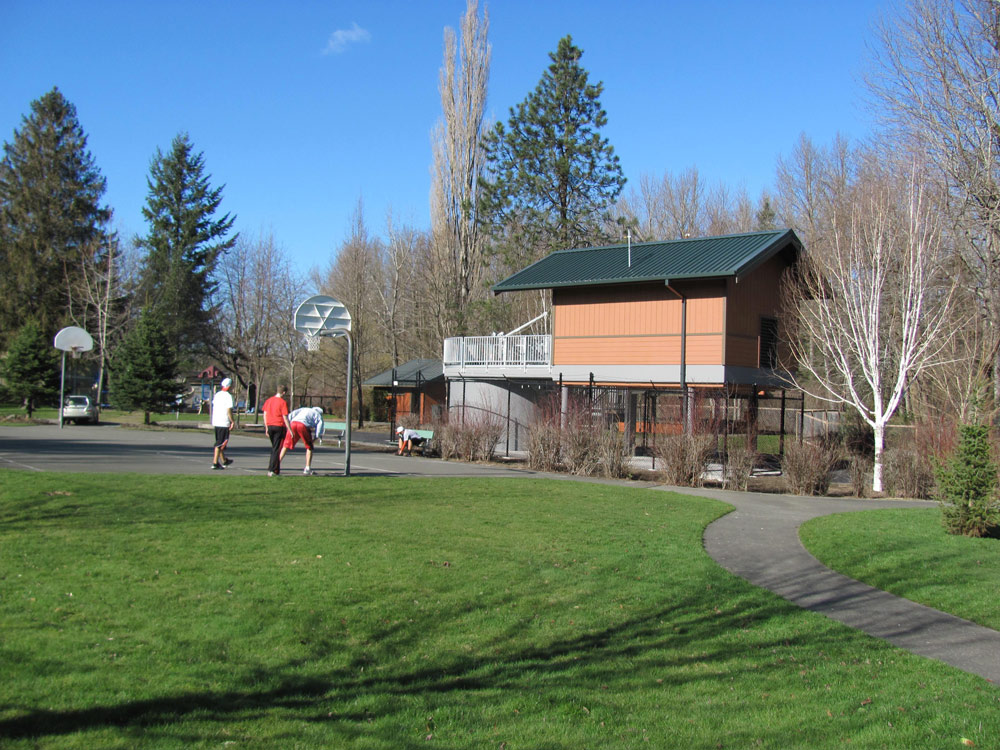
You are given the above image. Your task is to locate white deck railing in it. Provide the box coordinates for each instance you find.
[443,335,551,371]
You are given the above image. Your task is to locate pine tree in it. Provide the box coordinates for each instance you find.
[479,35,626,264]
[110,310,179,425]
[936,423,1000,537]
[138,133,236,367]
[1,320,60,417]
[0,88,111,348]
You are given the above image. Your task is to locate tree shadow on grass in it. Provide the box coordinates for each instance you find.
[0,585,917,746]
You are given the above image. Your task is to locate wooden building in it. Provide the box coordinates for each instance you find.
[443,229,803,448]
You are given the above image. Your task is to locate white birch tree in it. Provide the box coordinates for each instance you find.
[784,164,958,493]
[867,0,1000,407]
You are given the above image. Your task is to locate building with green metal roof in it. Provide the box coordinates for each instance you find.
[443,229,803,452]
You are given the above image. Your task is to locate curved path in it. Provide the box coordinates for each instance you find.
[667,485,1000,684]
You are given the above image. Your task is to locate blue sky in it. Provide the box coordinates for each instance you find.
[2,1,885,278]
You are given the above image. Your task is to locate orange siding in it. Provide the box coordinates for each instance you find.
[554,334,723,365]
[553,281,726,367]
[725,255,789,366]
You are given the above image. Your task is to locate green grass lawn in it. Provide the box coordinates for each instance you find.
[801,508,1000,631]
[1,472,997,749]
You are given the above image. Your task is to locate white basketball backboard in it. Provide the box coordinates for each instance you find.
[53,326,94,353]
[294,295,352,337]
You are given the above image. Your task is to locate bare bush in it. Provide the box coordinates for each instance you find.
[848,454,873,498]
[882,447,936,499]
[723,446,757,491]
[654,433,714,487]
[434,421,464,460]
[783,439,840,495]
[527,418,561,471]
[563,423,602,475]
[597,428,632,479]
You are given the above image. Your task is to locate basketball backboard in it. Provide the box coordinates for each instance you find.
[54,326,94,356]
[294,295,352,337]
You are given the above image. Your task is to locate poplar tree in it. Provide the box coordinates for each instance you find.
[138,133,236,366]
[0,87,111,348]
[480,35,626,263]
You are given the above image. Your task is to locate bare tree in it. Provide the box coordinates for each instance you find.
[215,230,297,419]
[783,163,958,493]
[319,200,381,426]
[868,0,1000,406]
[69,232,139,409]
[430,0,491,337]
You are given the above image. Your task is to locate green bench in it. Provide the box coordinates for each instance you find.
[399,428,435,455]
[326,421,348,447]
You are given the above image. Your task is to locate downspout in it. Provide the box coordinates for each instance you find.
[666,282,688,433]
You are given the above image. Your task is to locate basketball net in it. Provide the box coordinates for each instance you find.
[305,334,320,352]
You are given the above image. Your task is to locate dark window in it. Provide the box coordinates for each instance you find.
[760,317,778,368]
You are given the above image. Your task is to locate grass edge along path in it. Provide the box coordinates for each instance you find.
[1,471,997,749]
[801,507,1000,632]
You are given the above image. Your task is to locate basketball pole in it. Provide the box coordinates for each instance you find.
[58,350,67,429]
[344,331,353,477]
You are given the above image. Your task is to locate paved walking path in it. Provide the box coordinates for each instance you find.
[667,485,1000,684]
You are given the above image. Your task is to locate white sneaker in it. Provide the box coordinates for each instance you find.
[303,467,314,476]
[267,471,274,477]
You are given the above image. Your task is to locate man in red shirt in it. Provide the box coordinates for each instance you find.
[262,385,291,476]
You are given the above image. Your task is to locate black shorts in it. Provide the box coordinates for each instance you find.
[213,426,231,449]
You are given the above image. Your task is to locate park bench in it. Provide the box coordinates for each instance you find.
[326,421,348,447]
[399,428,435,456]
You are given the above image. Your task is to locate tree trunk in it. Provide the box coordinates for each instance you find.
[873,421,885,494]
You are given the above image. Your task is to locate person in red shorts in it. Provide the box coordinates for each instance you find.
[261,385,291,476]
[279,406,325,475]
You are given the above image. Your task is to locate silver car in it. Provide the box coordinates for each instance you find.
[62,395,98,424]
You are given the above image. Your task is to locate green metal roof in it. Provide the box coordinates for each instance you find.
[363,358,443,387]
[492,229,802,293]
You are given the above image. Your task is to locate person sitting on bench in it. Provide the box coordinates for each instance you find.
[396,426,426,456]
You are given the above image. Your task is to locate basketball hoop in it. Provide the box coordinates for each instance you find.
[305,333,320,352]
[71,346,83,360]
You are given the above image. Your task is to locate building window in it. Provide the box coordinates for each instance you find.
[760,317,778,369]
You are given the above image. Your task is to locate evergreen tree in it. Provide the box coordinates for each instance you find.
[111,310,179,425]
[479,35,625,263]
[138,133,236,367]
[0,88,111,348]
[936,423,1000,537]
[1,320,60,417]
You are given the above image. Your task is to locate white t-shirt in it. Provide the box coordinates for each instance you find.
[212,390,234,427]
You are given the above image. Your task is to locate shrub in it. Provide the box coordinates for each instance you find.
[783,439,840,495]
[848,454,873,498]
[723,446,757,491]
[935,424,1000,538]
[654,433,713,487]
[526,419,561,471]
[882,447,935,499]
[597,428,632,479]
[563,421,602,475]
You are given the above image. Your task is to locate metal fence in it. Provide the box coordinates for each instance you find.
[444,380,841,458]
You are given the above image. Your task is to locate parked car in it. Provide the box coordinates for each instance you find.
[62,395,98,424]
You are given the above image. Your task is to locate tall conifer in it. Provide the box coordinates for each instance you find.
[480,35,625,263]
[138,133,236,366]
[0,88,111,348]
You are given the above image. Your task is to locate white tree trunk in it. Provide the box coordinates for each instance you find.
[873,420,885,494]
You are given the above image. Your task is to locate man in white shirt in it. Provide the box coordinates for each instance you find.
[396,425,427,456]
[211,378,235,470]
[279,406,325,475]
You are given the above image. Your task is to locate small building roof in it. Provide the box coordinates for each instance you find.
[492,229,802,293]
[364,358,444,388]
